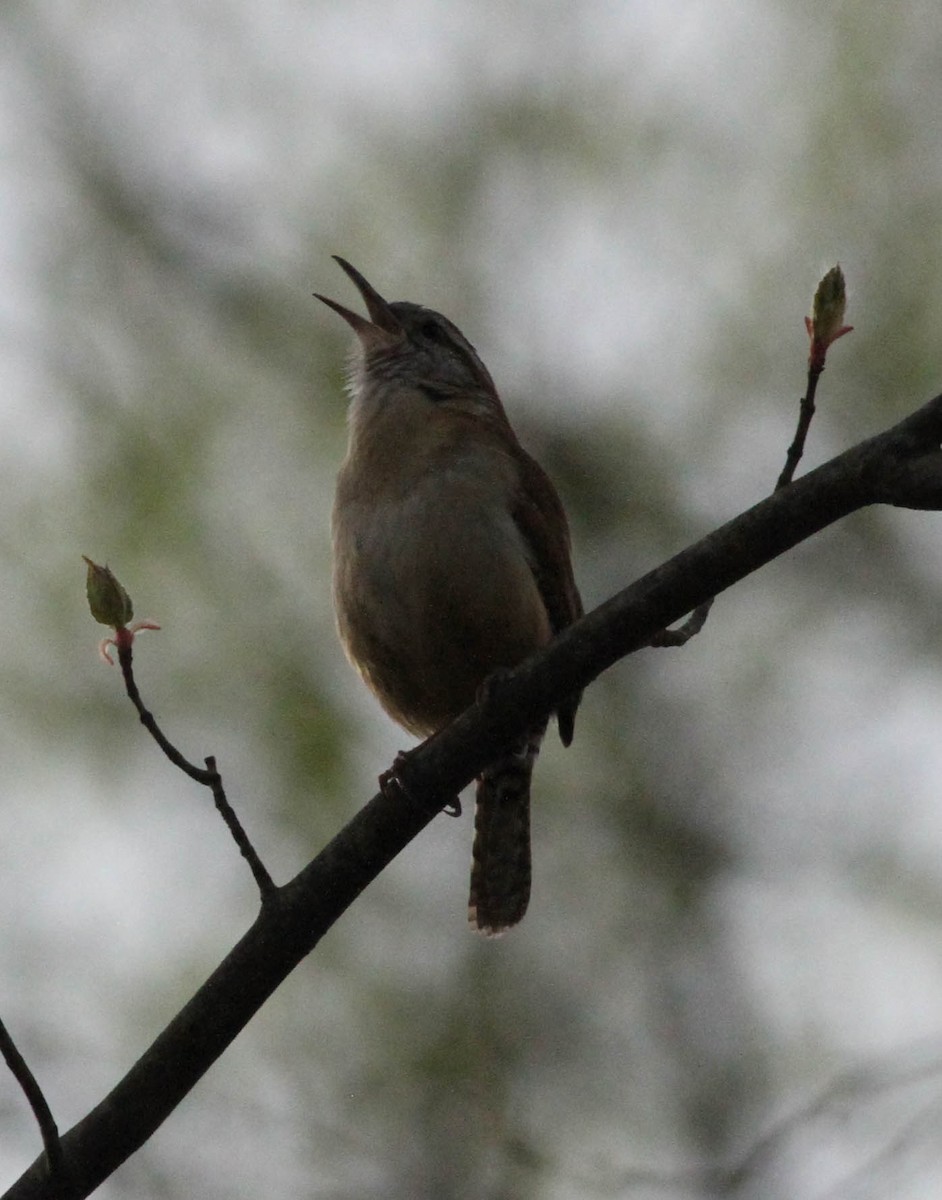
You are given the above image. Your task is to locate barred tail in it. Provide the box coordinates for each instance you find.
[468,731,543,936]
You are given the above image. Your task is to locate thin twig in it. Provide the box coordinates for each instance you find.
[651,350,828,648]
[776,362,824,491]
[0,1018,67,1189]
[116,641,275,899]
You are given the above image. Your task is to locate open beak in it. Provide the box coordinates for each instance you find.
[315,257,403,347]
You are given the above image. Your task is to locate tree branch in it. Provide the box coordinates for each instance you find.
[116,641,275,899]
[0,1020,66,1191]
[6,391,942,1199]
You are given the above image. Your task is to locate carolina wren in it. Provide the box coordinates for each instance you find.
[317,258,582,935]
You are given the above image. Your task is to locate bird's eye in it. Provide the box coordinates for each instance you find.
[420,318,444,342]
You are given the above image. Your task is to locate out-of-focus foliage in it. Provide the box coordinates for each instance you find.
[2,2,942,1198]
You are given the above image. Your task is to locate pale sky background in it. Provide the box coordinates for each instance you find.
[3,2,942,1198]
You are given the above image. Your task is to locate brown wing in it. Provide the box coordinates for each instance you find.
[510,444,583,746]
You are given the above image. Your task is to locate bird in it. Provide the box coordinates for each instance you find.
[316,258,582,935]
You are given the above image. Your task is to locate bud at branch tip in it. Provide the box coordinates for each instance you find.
[806,264,853,371]
[82,556,160,664]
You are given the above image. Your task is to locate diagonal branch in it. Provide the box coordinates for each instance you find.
[6,391,942,1200]
[0,1020,66,1190]
[116,640,275,899]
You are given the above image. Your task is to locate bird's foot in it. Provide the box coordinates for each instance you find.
[379,750,461,817]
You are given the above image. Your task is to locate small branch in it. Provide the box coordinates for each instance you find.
[116,641,210,785]
[656,297,849,646]
[0,1019,67,1190]
[116,641,275,900]
[203,755,275,899]
[651,365,822,648]
[776,363,824,491]
[777,264,853,492]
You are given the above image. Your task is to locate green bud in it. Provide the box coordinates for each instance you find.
[805,265,853,370]
[83,556,134,628]
[810,265,848,345]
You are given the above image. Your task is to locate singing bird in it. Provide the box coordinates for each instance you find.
[317,259,582,934]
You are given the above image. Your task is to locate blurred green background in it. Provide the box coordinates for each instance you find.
[3,2,942,1197]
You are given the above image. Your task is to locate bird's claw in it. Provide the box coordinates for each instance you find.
[379,750,461,817]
